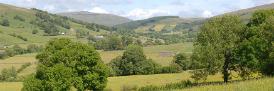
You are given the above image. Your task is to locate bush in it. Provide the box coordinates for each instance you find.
[138,80,193,91]
[0,51,7,59]
[32,29,38,34]
[12,45,27,55]
[1,19,9,26]
[160,64,181,73]
[173,53,189,70]
[27,44,42,53]
[122,85,138,91]
[14,15,25,22]
[0,67,17,82]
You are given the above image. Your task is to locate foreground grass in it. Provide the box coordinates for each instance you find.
[179,77,274,91]
[0,75,273,91]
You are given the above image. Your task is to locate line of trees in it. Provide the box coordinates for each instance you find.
[191,10,274,82]
[31,8,70,36]
[0,44,42,59]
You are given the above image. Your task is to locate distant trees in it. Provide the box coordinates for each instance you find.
[76,29,89,38]
[108,45,161,76]
[23,38,109,91]
[31,8,70,36]
[92,35,135,51]
[0,44,42,59]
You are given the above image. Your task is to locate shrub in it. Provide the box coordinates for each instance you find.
[32,29,38,34]
[27,44,42,53]
[14,15,25,22]
[12,45,27,55]
[173,53,189,70]
[160,64,181,73]
[138,80,193,91]
[0,50,7,59]
[0,67,17,82]
[1,19,9,26]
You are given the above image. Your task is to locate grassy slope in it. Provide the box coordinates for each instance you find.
[0,3,108,46]
[58,11,132,26]
[116,16,204,33]
[218,3,274,22]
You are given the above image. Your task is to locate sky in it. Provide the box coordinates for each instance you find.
[1,0,274,20]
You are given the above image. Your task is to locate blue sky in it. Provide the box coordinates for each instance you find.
[1,0,274,20]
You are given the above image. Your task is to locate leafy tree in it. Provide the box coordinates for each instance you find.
[173,53,189,70]
[192,15,244,82]
[244,10,274,76]
[76,29,89,38]
[108,45,160,76]
[23,38,109,91]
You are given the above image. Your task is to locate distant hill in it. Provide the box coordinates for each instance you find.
[58,11,132,26]
[218,3,274,21]
[0,3,109,46]
[115,16,205,33]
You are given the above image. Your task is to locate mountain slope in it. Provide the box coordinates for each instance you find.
[58,11,132,26]
[219,3,274,21]
[115,16,205,33]
[0,3,109,47]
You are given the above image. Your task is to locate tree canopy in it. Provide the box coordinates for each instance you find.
[22,38,109,91]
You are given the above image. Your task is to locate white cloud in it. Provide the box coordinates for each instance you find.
[43,5,55,11]
[25,0,34,2]
[202,10,213,18]
[88,7,109,14]
[124,8,170,20]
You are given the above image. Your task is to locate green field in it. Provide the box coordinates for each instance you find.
[180,77,274,91]
[0,73,273,91]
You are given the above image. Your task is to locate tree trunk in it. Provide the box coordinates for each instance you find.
[223,51,231,83]
[223,59,229,83]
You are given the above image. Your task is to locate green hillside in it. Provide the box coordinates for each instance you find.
[115,16,204,33]
[219,3,274,21]
[58,11,132,26]
[0,3,109,47]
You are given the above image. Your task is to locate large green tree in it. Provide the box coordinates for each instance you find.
[22,38,109,91]
[192,15,244,82]
[108,44,160,76]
